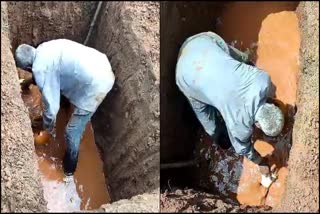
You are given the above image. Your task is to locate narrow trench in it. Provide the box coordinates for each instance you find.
[6,2,159,212]
[13,4,112,211]
[161,1,300,209]
[19,69,110,211]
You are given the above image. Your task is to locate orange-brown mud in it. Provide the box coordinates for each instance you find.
[198,1,300,208]
[251,10,300,207]
[19,72,110,212]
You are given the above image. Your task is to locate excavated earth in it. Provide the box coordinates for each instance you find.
[1,1,159,212]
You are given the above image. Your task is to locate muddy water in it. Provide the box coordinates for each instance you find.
[198,2,300,207]
[20,80,110,212]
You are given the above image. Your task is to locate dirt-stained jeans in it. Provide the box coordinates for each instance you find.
[63,107,93,175]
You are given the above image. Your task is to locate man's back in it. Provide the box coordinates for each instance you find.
[176,33,267,108]
[176,32,271,142]
[32,39,115,112]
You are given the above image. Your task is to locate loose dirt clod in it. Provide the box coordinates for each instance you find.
[160,188,272,213]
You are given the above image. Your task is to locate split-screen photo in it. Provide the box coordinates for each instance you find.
[1,1,318,213]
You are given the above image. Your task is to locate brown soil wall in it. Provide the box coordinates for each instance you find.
[91,1,160,201]
[276,2,319,212]
[1,2,47,212]
[6,1,96,50]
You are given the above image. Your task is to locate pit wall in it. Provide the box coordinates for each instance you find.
[276,1,319,212]
[90,2,160,201]
[6,1,96,50]
[1,2,47,212]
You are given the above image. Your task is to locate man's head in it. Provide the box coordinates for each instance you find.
[255,103,284,137]
[15,44,36,71]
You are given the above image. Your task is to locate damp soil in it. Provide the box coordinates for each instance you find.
[160,1,302,211]
[19,69,110,212]
[160,188,271,213]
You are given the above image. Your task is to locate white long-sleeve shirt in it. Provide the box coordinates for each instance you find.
[32,39,115,132]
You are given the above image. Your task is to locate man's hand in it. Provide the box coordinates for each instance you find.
[31,115,43,129]
[20,78,34,90]
[258,157,270,175]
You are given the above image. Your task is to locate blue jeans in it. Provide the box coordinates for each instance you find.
[63,107,93,175]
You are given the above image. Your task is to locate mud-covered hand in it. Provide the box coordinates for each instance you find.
[43,112,56,139]
[31,115,43,129]
[19,76,35,90]
[20,78,31,90]
[258,157,270,175]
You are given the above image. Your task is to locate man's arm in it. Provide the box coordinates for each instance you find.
[20,75,36,89]
[227,128,270,174]
[40,73,60,136]
[229,132,262,164]
[187,97,217,137]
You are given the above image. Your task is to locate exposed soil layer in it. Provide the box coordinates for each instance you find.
[91,1,160,201]
[1,2,47,212]
[6,1,96,50]
[275,1,319,212]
